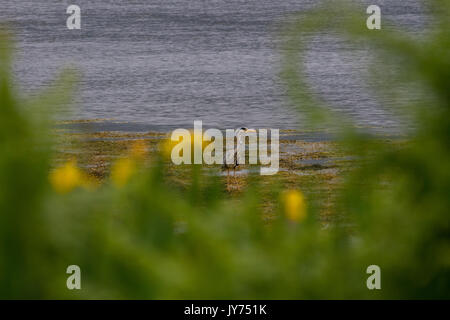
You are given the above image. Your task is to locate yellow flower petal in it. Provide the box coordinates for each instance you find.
[49,160,82,194]
[282,190,307,222]
[130,140,148,160]
[160,130,209,162]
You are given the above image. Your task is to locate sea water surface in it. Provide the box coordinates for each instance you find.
[1,0,429,132]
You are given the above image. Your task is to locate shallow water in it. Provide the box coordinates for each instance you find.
[1,0,429,132]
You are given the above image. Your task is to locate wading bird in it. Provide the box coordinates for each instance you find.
[222,127,257,187]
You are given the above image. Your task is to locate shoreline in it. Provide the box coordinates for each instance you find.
[54,119,403,143]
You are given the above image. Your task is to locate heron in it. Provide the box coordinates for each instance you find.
[222,127,257,186]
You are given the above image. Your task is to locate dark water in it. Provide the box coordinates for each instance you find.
[1,0,429,131]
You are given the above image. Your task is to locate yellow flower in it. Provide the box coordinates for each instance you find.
[110,158,136,187]
[160,130,210,161]
[130,140,148,160]
[49,160,82,194]
[161,137,176,159]
[282,190,307,222]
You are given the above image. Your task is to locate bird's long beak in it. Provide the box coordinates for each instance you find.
[246,129,257,133]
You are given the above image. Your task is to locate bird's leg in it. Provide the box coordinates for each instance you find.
[226,168,230,191]
[233,167,236,184]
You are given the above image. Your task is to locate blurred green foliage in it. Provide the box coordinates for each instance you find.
[0,0,449,299]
